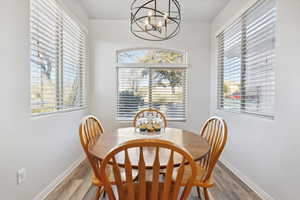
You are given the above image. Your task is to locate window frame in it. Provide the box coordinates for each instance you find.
[116,48,189,122]
[216,0,276,119]
[30,0,87,117]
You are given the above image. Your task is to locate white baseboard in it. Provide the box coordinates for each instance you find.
[219,158,274,200]
[33,154,86,200]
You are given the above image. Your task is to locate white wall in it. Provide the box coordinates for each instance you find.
[4,0,299,199]
[210,0,300,199]
[0,0,89,199]
[89,20,211,133]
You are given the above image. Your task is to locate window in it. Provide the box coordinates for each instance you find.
[116,48,188,121]
[30,0,87,115]
[217,0,276,118]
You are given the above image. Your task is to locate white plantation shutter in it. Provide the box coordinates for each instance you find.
[30,0,87,115]
[217,0,276,118]
[217,20,242,111]
[62,11,87,109]
[151,68,187,120]
[117,68,150,120]
[116,48,188,121]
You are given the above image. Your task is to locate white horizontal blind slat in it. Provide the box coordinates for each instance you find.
[217,0,276,118]
[30,0,87,115]
[117,67,187,121]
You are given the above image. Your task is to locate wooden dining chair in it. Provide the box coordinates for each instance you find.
[93,139,197,200]
[133,108,167,128]
[79,115,106,200]
[173,117,228,200]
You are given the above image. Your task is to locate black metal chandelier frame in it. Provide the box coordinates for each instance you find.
[130,0,181,41]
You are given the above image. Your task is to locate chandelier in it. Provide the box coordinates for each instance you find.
[130,0,181,41]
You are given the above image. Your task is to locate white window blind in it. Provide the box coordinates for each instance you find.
[30,0,87,115]
[116,48,188,121]
[217,0,276,118]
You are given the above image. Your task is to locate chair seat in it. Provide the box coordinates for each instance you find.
[172,165,214,187]
[91,166,114,186]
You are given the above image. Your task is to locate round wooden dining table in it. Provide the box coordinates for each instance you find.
[88,127,210,169]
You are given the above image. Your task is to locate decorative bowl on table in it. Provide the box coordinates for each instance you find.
[135,117,164,136]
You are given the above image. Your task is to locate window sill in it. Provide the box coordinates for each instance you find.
[216,108,274,120]
[31,106,87,118]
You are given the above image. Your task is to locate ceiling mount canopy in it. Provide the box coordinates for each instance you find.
[130,0,181,41]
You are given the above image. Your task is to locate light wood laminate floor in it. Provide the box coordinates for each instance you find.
[48,161,263,200]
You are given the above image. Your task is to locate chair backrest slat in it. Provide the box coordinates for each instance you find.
[97,139,197,200]
[150,147,160,200]
[138,147,146,200]
[161,150,174,199]
[112,156,124,199]
[124,149,135,200]
[171,158,186,200]
[200,117,228,183]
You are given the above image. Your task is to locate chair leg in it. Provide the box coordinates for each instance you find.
[196,186,202,199]
[94,187,102,200]
[203,188,210,200]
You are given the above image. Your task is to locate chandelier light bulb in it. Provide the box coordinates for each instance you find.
[148,11,153,16]
[144,19,149,25]
[164,13,168,19]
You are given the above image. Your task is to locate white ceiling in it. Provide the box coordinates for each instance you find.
[78,0,230,21]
